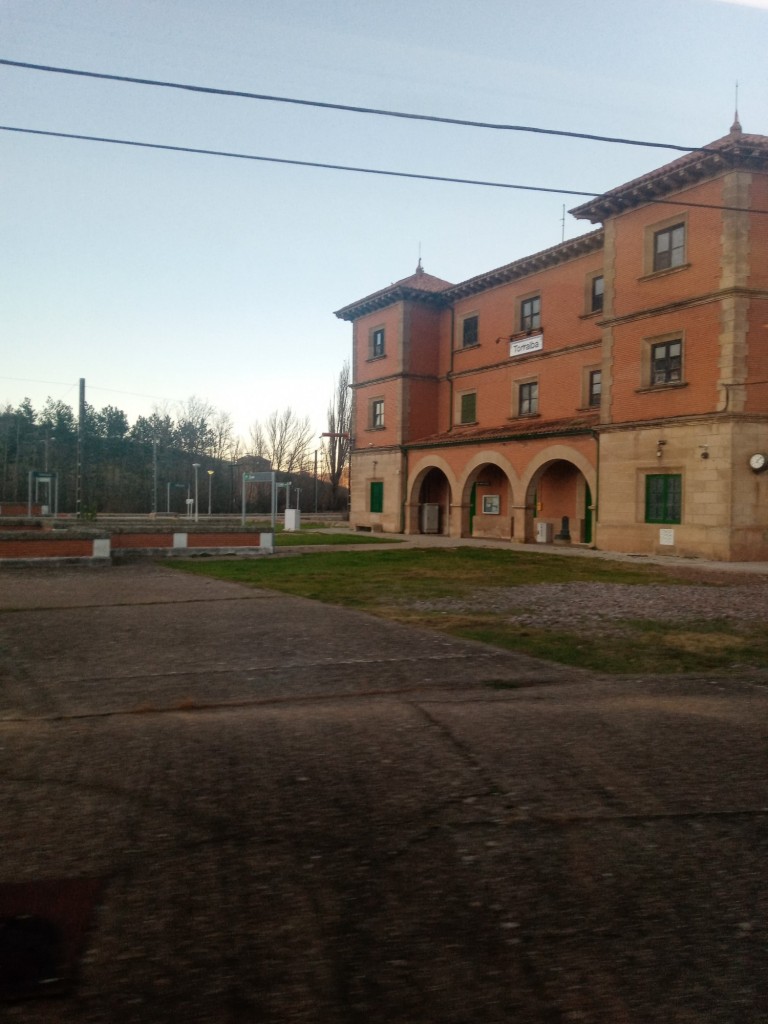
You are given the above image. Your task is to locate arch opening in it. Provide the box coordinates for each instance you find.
[461,462,515,540]
[413,466,451,535]
[525,458,594,545]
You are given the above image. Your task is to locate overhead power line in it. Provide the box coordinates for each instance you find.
[0,374,178,404]
[0,58,710,154]
[2,124,767,214]
[0,124,599,196]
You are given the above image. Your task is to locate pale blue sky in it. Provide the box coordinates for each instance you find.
[2,0,766,441]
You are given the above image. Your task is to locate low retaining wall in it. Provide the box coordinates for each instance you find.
[0,503,44,517]
[110,533,175,550]
[0,538,94,559]
[0,530,274,562]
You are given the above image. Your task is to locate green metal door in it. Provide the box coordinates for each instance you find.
[584,483,593,544]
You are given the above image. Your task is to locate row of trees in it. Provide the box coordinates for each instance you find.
[0,364,351,516]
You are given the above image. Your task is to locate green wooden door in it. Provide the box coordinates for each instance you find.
[584,483,593,544]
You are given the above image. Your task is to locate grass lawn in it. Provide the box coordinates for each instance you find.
[173,546,768,675]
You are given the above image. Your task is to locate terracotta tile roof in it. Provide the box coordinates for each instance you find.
[571,126,768,223]
[441,230,603,301]
[335,231,604,321]
[406,413,600,449]
[334,262,453,321]
[336,126,767,321]
[392,264,453,293]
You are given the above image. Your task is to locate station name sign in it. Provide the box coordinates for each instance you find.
[509,333,543,358]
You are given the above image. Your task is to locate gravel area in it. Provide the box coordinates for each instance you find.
[408,580,768,635]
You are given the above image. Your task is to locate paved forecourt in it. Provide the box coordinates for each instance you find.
[1,562,766,1023]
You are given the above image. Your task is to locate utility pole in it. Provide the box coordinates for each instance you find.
[152,435,158,515]
[76,377,85,517]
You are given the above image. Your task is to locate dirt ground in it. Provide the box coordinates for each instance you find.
[1,562,767,1023]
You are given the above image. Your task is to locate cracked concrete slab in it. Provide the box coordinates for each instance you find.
[1,563,766,1023]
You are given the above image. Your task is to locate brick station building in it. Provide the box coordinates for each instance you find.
[335,122,768,561]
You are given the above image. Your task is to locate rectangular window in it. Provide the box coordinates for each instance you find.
[371,398,384,428]
[520,295,541,332]
[588,369,602,407]
[653,223,685,272]
[590,275,604,313]
[371,327,385,358]
[459,392,477,424]
[519,381,538,416]
[651,340,682,385]
[645,474,682,524]
[370,481,384,514]
[462,315,479,348]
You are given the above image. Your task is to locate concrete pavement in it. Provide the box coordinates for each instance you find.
[1,562,766,1022]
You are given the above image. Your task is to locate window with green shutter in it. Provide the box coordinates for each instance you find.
[370,481,383,513]
[460,392,477,424]
[645,474,682,524]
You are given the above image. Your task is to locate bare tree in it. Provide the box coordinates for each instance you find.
[248,408,314,472]
[175,395,216,455]
[248,421,268,461]
[323,361,351,510]
[210,409,236,462]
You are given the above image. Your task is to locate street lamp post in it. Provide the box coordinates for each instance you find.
[207,469,214,516]
[192,463,201,522]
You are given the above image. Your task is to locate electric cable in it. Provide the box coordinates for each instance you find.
[0,58,711,154]
[2,124,767,214]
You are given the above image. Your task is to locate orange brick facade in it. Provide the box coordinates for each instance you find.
[337,125,768,561]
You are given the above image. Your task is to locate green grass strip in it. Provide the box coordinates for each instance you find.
[173,547,766,674]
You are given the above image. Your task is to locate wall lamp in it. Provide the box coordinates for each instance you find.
[656,440,667,458]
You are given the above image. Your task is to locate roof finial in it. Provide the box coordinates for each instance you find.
[731,80,742,134]
[416,242,424,275]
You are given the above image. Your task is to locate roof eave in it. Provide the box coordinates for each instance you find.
[334,286,449,322]
[441,229,604,302]
[571,134,768,223]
